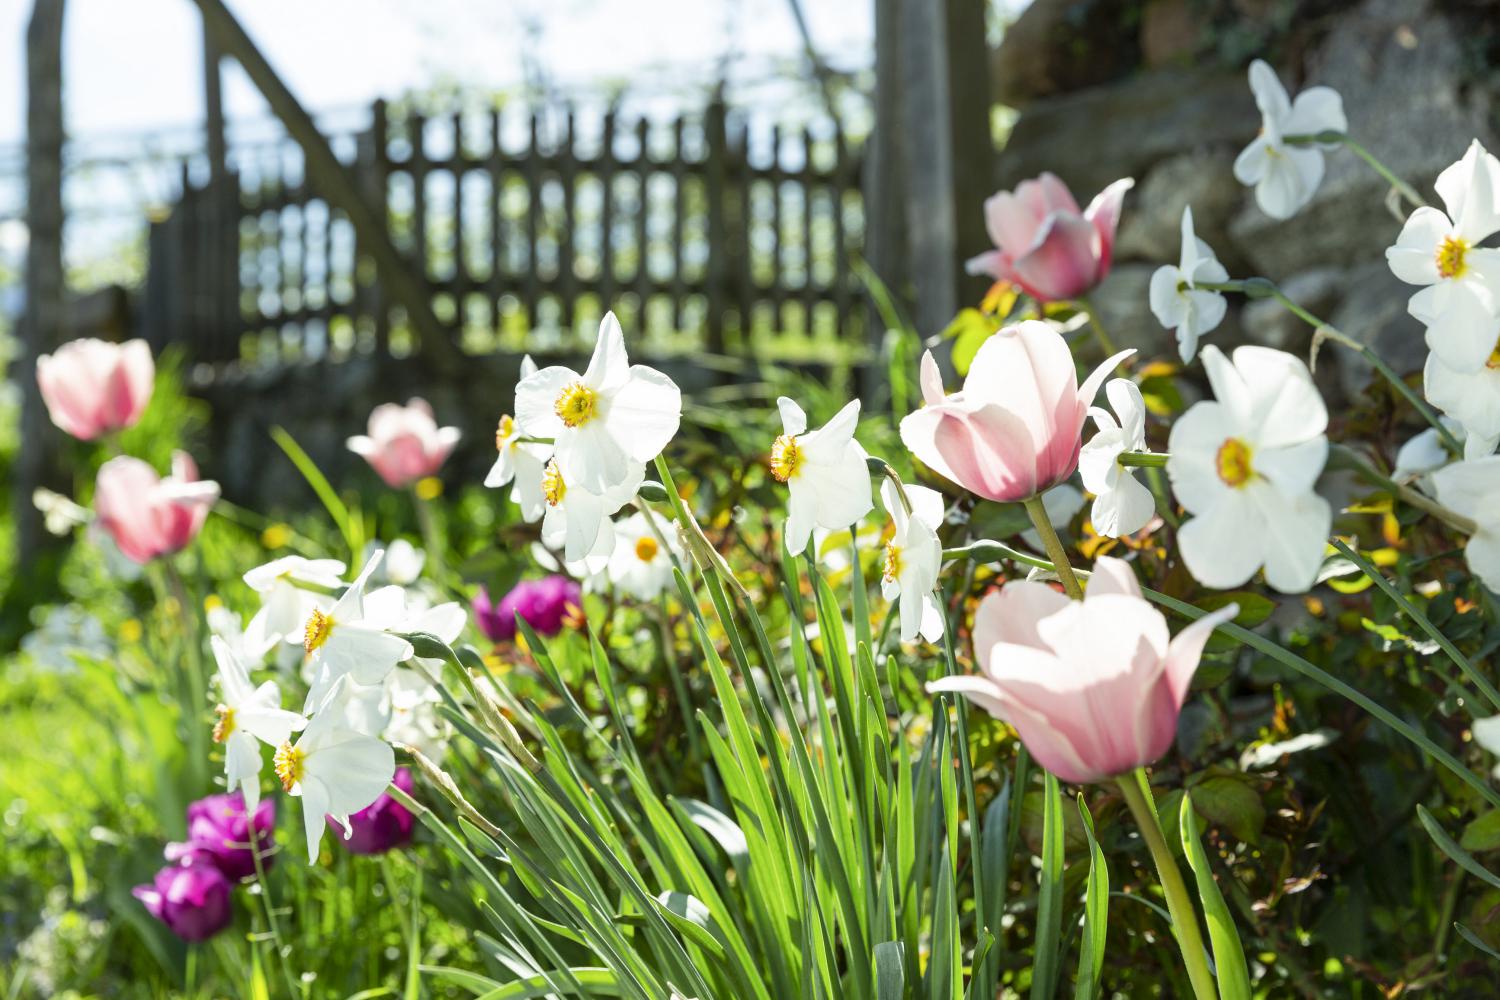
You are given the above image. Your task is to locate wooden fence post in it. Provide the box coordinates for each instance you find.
[191,0,461,372]
[704,101,728,354]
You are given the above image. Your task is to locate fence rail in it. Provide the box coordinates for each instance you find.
[143,100,868,370]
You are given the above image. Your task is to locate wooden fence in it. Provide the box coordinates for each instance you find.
[142,101,869,369]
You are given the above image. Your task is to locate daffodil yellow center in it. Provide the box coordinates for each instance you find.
[634,536,659,562]
[1488,335,1500,370]
[1436,235,1470,280]
[212,705,235,743]
[495,414,516,450]
[542,460,566,506]
[882,541,904,585]
[1216,437,1254,488]
[273,742,304,791]
[769,434,802,482]
[303,608,334,654]
[554,381,598,427]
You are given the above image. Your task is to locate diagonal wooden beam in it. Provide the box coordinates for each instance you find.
[189,0,460,371]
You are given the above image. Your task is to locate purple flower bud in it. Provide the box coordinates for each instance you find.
[164,791,276,882]
[326,767,415,855]
[132,862,233,942]
[473,575,582,641]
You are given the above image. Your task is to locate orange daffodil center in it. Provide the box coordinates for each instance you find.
[882,542,904,585]
[553,381,598,428]
[495,414,517,451]
[273,742,304,791]
[1436,235,1470,280]
[303,608,334,653]
[634,535,659,562]
[1215,437,1255,488]
[211,705,235,743]
[542,460,567,506]
[769,434,802,482]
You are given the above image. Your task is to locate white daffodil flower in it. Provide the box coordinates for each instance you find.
[1233,59,1347,220]
[1430,455,1500,592]
[379,539,426,587]
[1078,379,1157,538]
[1392,420,1463,483]
[243,556,346,642]
[207,604,280,665]
[383,668,449,760]
[302,551,415,712]
[209,635,306,814]
[878,479,945,644]
[606,512,683,601]
[515,313,681,494]
[539,458,644,566]
[487,355,553,522]
[1148,207,1230,362]
[771,398,873,556]
[1423,353,1500,460]
[1167,345,1332,593]
[273,678,396,863]
[1387,140,1500,373]
[1472,715,1500,780]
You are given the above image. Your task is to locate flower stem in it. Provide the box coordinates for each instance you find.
[1021,494,1085,600]
[1116,770,1220,1000]
[1081,296,1125,369]
[1118,450,1168,469]
[1327,443,1476,534]
[1192,278,1462,455]
[1285,131,1427,211]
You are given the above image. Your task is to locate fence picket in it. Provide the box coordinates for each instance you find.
[146,99,867,372]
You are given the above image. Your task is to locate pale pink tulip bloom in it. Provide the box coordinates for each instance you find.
[347,398,461,489]
[899,321,1132,503]
[36,338,155,441]
[928,557,1237,784]
[94,452,220,564]
[966,173,1134,302]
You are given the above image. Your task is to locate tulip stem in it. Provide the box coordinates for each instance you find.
[1284,131,1428,211]
[1021,495,1085,600]
[1117,770,1220,1000]
[1080,297,1125,370]
[1118,450,1168,469]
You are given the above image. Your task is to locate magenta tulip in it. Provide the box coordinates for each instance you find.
[327,766,415,854]
[928,557,1237,784]
[966,173,1133,302]
[474,575,582,642]
[900,322,1131,503]
[36,337,155,441]
[93,451,219,564]
[164,792,276,882]
[347,398,461,489]
[132,862,233,942]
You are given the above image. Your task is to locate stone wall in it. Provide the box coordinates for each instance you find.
[990,0,1499,404]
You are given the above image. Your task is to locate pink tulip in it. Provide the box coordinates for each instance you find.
[928,557,1237,784]
[966,173,1133,302]
[36,338,155,440]
[900,321,1132,502]
[94,451,219,564]
[347,398,461,489]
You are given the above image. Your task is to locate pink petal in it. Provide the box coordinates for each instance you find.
[1009,213,1102,302]
[1083,178,1135,280]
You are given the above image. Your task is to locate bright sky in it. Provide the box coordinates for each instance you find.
[0,0,875,147]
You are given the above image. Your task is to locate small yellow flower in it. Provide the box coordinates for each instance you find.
[415,476,443,501]
[260,523,292,550]
[119,618,143,644]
